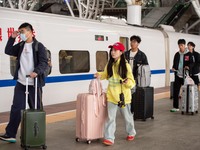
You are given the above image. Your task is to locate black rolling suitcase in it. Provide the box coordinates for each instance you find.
[132,86,154,121]
[21,76,47,150]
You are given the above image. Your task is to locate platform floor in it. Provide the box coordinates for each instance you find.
[0,89,200,150]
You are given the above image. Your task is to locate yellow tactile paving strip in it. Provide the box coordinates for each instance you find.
[46,110,76,124]
[0,92,169,133]
[0,111,76,133]
[154,92,170,101]
[0,124,7,134]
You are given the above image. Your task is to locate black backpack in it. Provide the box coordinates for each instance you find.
[20,41,51,76]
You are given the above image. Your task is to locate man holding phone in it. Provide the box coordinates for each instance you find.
[0,23,48,143]
[171,39,189,112]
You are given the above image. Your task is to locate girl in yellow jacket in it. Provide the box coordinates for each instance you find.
[95,42,136,146]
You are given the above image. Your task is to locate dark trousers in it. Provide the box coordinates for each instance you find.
[173,75,184,109]
[6,82,42,138]
[191,75,199,85]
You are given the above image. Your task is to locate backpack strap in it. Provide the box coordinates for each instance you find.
[19,41,25,47]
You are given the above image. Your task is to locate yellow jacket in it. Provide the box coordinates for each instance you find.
[98,59,135,104]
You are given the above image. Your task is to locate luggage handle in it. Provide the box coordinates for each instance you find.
[25,75,38,110]
[96,79,107,107]
[93,78,102,98]
[184,69,195,85]
[91,79,107,117]
[94,79,101,117]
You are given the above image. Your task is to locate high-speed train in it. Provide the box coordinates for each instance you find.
[0,7,200,113]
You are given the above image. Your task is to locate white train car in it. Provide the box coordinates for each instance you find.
[0,7,200,113]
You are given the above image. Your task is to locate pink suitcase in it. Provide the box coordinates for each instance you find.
[76,79,107,144]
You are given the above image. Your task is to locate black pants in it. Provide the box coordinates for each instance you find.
[5,82,42,138]
[173,75,184,109]
[191,75,199,85]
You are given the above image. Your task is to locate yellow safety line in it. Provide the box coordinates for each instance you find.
[46,110,76,124]
[154,92,170,101]
[0,92,169,133]
[0,110,76,133]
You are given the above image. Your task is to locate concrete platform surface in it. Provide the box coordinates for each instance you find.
[0,98,200,150]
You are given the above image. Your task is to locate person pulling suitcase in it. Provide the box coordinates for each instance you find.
[0,23,48,143]
[95,42,136,146]
[171,39,190,112]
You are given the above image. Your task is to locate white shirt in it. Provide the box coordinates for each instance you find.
[18,42,34,85]
[129,50,138,69]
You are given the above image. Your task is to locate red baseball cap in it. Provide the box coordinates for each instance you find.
[108,42,125,52]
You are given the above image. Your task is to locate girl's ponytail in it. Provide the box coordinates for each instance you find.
[118,54,127,79]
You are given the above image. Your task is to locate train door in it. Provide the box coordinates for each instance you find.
[96,51,108,72]
[120,37,129,51]
[160,30,170,86]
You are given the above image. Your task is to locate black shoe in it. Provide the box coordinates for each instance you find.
[0,134,16,143]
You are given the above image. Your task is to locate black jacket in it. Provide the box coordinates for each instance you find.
[125,49,148,79]
[186,50,200,75]
[5,37,48,87]
[172,51,194,76]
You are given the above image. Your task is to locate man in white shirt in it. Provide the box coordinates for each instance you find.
[0,23,48,143]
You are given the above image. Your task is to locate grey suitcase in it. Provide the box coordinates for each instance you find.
[137,65,151,87]
[21,76,47,150]
[181,85,198,115]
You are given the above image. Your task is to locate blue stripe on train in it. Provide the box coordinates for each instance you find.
[151,69,174,74]
[46,74,94,83]
[0,74,94,87]
[0,69,174,87]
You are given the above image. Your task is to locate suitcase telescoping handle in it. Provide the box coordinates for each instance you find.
[25,75,38,110]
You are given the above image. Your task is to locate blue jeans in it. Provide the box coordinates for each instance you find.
[104,102,136,143]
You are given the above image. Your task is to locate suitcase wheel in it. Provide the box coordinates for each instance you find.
[196,111,198,114]
[181,111,184,115]
[76,138,80,142]
[191,112,194,115]
[87,140,91,144]
[151,116,154,119]
[42,145,47,149]
[24,147,29,150]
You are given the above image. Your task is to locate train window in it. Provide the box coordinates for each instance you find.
[46,50,52,75]
[96,51,108,72]
[59,50,90,74]
[10,56,17,76]
[120,37,129,51]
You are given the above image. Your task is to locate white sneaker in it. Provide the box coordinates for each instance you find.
[170,108,180,112]
[0,134,16,143]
